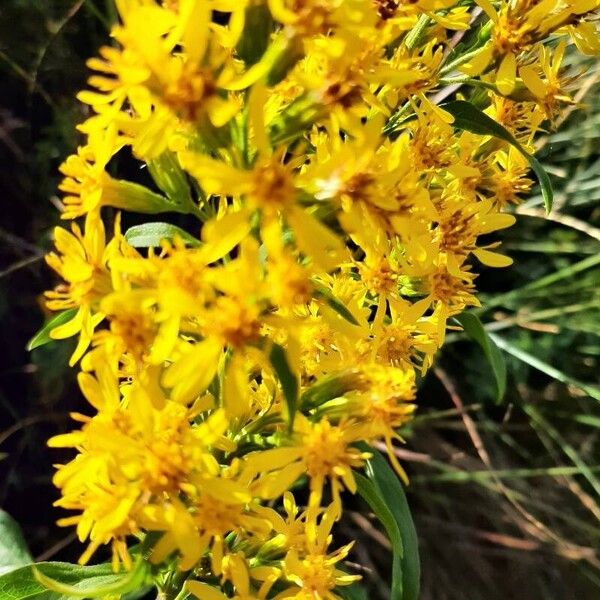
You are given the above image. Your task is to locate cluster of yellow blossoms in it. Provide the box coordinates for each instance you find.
[42,0,600,597]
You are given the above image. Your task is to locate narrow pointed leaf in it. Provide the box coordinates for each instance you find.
[0,561,147,600]
[355,472,404,600]
[33,560,147,598]
[443,100,553,212]
[300,369,363,410]
[124,223,200,248]
[362,449,421,600]
[456,311,507,403]
[312,280,360,326]
[491,334,600,402]
[269,343,299,428]
[339,582,368,600]
[27,309,78,351]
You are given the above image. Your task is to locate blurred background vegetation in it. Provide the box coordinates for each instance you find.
[0,2,598,598]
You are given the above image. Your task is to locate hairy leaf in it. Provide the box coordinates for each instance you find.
[124,223,200,248]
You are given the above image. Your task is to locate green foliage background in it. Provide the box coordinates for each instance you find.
[0,2,598,598]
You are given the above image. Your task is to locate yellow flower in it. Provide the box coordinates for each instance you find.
[187,553,279,600]
[569,19,600,55]
[470,0,600,94]
[348,365,416,434]
[371,298,439,374]
[45,212,123,365]
[484,94,543,142]
[520,42,574,121]
[268,0,377,39]
[257,492,312,555]
[293,302,357,379]
[292,31,392,125]
[481,147,534,208]
[141,489,271,572]
[433,195,516,268]
[380,39,446,107]
[157,240,280,411]
[399,257,482,343]
[280,504,360,599]
[44,0,600,586]
[178,148,349,273]
[58,127,122,219]
[49,362,238,570]
[246,415,370,516]
[117,2,239,127]
[112,239,215,316]
[58,123,187,216]
[80,0,242,158]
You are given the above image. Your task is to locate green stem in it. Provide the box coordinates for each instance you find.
[439,76,498,92]
[84,0,112,30]
[162,570,190,600]
[412,464,600,484]
[404,14,431,51]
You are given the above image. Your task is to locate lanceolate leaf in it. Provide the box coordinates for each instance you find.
[456,311,507,404]
[491,333,600,402]
[235,4,273,66]
[0,561,148,600]
[311,280,360,326]
[147,151,194,210]
[124,223,201,248]
[443,100,554,212]
[300,369,363,410]
[355,472,404,600]
[269,343,299,428]
[111,180,197,216]
[33,560,147,598]
[27,309,78,352]
[339,582,368,600]
[363,450,421,600]
[0,511,32,576]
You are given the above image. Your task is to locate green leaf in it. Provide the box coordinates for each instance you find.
[311,280,360,326]
[268,343,299,428]
[235,4,273,66]
[122,586,155,600]
[522,403,600,497]
[339,582,368,600]
[443,100,554,212]
[490,334,600,402]
[269,94,324,147]
[110,179,196,215]
[266,35,304,87]
[362,449,421,600]
[33,561,147,598]
[0,561,148,600]
[404,14,430,51]
[147,151,195,211]
[300,369,363,410]
[27,309,78,352]
[0,511,32,576]
[455,311,507,404]
[355,473,404,600]
[124,223,201,248]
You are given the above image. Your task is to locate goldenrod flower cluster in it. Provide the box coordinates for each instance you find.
[43,0,600,597]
